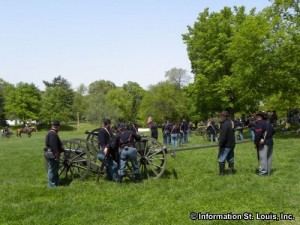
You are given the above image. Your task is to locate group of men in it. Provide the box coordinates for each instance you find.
[217,111,275,176]
[161,119,191,147]
[44,110,276,187]
[97,119,142,183]
[44,119,142,187]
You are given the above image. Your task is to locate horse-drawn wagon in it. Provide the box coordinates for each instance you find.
[58,128,168,182]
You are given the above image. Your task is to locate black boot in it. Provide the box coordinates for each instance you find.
[219,163,225,175]
[228,162,234,174]
[134,173,142,182]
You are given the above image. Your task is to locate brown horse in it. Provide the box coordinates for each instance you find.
[16,126,38,137]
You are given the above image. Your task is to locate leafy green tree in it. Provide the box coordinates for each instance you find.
[4,82,41,123]
[138,81,190,125]
[40,76,75,123]
[183,7,243,118]
[76,83,88,96]
[88,80,116,95]
[105,88,133,123]
[183,4,300,118]
[0,79,7,126]
[229,1,300,111]
[72,92,88,121]
[122,81,145,121]
[43,75,74,108]
[39,86,73,123]
[84,80,117,123]
[85,93,106,122]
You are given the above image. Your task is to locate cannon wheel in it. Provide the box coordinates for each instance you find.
[134,137,166,179]
[69,138,100,174]
[86,128,100,152]
[59,139,91,181]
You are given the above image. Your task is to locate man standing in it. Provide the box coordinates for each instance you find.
[45,120,63,187]
[254,112,276,176]
[114,122,142,183]
[218,111,236,175]
[147,116,158,139]
[97,119,118,182]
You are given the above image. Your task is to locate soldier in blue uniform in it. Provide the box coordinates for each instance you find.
[97,119,119,182]
[218,111,236,175]
[113,122,142,183]
[254,112,276,176]
[44,120,63,187]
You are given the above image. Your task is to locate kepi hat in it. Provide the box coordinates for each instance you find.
[103,118,111,125]
[52,120,60,127]
[219,111,229,117]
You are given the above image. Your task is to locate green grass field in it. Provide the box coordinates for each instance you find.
[0,124,299,225]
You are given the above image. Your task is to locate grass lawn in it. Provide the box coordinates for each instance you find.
[0,123,299,225]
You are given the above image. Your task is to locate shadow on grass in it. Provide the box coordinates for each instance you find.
[59,178,73,186]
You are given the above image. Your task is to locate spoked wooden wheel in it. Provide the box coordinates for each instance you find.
[86,128,100,153]
[59,140,91,181]
[135,137,166,179]
[69,138,100,174]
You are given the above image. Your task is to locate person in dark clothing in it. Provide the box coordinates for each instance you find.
[149,122,158,139]
[247,115,256,141]
[113,122,142,183]
[235,118,244,141]
[44,120,63,187]
[218,111,236,175]
[207,120,219,142]
[182,119,189,143]
[97,119,118,182]
[162,120,172,145]
[147,117,158,139]
[254,112,276,176]
[170,123,180,147]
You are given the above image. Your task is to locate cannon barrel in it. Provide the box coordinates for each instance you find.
[165,139,251,158]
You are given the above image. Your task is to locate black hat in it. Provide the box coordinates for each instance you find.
[103,118,111,125]
[52,120,60,126]
[219,111,229,117]
[256,111,266,118]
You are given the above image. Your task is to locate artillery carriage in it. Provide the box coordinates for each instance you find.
[58,127,249,183]
[58,128,167,182]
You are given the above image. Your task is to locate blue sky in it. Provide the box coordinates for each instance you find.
[0,0,272,90]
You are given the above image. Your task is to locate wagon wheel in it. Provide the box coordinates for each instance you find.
[69,138,100,173]
[86,128,100,152]
[59,140,91,181]
[134,137,166,179]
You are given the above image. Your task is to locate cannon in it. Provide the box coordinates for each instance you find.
[58,128,249,182]
[58,128,167,182]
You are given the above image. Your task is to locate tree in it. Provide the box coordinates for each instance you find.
[183,7,243,117]
[41,76,75,123]
[105,88,133,122]
[43,75,74,108]
[229,2,300,111]
[88,80,116,95]
[39,86,73,123]
[138,81,190,125]
[84,80,117,122]
[165,67,191,89]
[182,3,300,118]
[72,92,88,121]
[122,81,145,121]
[4,82,41,123]
[0,79,6,126]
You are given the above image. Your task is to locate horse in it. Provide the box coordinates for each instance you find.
[16,126,38,137]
